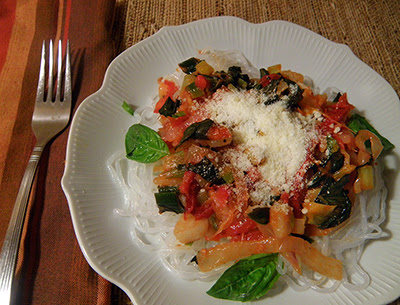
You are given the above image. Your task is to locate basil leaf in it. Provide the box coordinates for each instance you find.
[125,124,169,163]
[178,119,214,146]
[122,101,134,116]
[348,113,394,151]
[207,253,280,302]
[159,97,181,117]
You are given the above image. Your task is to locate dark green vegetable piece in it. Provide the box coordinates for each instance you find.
[314,175,352,229]
[308,170,326,188]
[315,175,350,206]
[190,256,198,264]
[248,207,270,225]
[178,57,201,74]
[125,124,169,163]
[154,186,184,214]
[158,97,181,117]
[237,78,248,89]
[228,66,242,79]
[320,136,344,173]
[178,119,214,146]
[290,233,314,244]
[211,71,233,90]
[259,68,269,78]
[122,101,134,116]
[188,157,224,185]
[206,253,281,302]
[262,78,281,105]
[282,79,304,109]
[209,66,251,90]
[326,135,339,155]
[328,151,344,173]
[332,92,342,103]
[228,66,251,89]
[318,200,351,229]
[347,113,395,151]
[262,78,303,109]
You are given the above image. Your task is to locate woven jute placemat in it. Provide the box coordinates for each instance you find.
[112,0,399,304]
[114,0,399,96]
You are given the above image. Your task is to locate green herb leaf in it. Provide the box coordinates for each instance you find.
[206,253,281,302]
[178,119,214,146]
[125,124,169,163]
[348,113,394,151]
[122,101,134,116]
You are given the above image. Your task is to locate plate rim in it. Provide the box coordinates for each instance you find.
[61,16,400,305]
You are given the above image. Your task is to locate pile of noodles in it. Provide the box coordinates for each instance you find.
[108,50,388,293]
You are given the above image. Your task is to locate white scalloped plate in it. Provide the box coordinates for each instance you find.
[61,17,400,305]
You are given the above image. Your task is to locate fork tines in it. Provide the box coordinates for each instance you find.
[37,40,71,104]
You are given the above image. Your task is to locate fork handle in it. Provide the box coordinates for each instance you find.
[0,145,43,304]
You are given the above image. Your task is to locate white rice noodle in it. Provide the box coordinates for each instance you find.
[108,49,389,293]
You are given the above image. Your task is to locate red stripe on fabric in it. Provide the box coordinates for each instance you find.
[62,0,72,53]
[0,0,17,72]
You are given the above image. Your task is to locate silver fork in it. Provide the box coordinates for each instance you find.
[0,40,71,304]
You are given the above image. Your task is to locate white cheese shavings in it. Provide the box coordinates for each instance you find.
[205,89,318,199]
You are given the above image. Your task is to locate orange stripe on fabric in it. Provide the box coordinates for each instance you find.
[0,0,17,72]
[0,0,39,246]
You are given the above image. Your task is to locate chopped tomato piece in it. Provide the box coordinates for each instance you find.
[155,80,179,113]
[259,73,281,87]
[206,124,231,140]
[209,185,230,208]
[195,75,209,90]
[154,96,168,113]
[158,79,178,99]
[324,93,354,123]
[193,200,214,220]
[217,217,258,240]
[179,171,198,214]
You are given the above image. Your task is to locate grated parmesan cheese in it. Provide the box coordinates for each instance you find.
[205,88,319,203]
